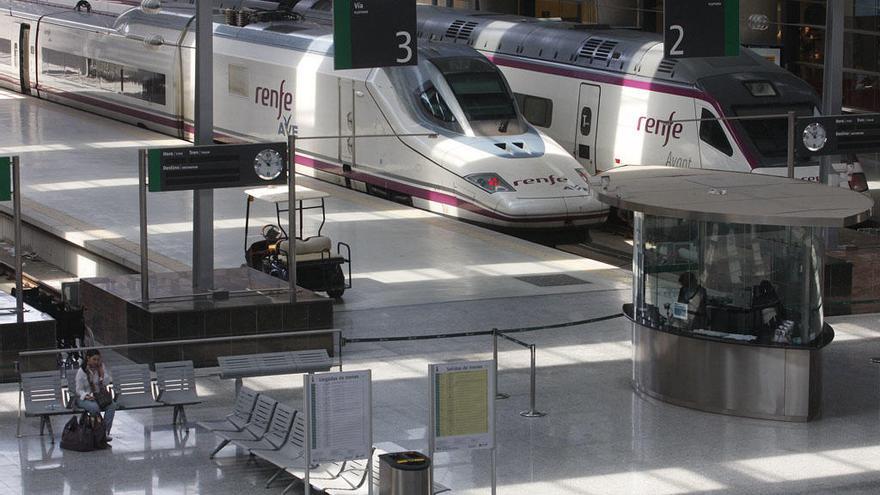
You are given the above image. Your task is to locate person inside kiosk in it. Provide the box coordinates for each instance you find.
[632,215,829,347]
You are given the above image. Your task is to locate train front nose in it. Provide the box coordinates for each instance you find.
[490,157,608,226]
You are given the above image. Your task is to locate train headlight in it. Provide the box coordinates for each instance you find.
[465,173,515,194]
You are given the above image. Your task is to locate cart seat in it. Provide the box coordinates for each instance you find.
[279,236,332,256]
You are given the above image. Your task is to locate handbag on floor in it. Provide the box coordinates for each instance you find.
[60,413,103,452]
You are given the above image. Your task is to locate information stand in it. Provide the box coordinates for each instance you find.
[303,370,373,495]
[428,360,496,494]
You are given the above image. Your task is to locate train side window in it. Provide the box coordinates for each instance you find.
[228,64,249,97]
[699,109,733,156]
[122,67,166,105]
[514,93,552,128]
[0,38,10,66]
[87,58,123,91]
[41,48,86,79]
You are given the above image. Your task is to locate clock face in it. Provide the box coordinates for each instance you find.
[254,148,284,181]
[802,122,827,152]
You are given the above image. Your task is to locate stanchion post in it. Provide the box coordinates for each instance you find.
[493,329,509,400]
[787,111,796,179]
[520,344,546,418]
[138,149,149,306]
[12,156,23,324]
[287,134,297,303]
[304,373,312,495]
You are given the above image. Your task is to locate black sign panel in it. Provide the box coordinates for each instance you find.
[333,0,417,70]
[148,143,287,192]
[664,0,740,59]
[796,114,880,157]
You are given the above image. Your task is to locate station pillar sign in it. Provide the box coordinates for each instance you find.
[664,0,740,59]
[0,157,11,201]
[333,0,417,70]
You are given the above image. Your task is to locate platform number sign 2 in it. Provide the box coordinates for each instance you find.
[664,0,739,59]
[334,0,417,70]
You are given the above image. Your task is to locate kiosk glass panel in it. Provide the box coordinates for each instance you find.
[633,213,825,347]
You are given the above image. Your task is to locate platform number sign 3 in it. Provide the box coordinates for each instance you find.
[664,0,739,59]
[334,0,417,70]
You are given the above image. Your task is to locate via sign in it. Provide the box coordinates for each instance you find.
[664,0,740,59]
[333,0,417,70]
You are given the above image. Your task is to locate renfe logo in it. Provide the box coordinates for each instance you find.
[637,112,684,147]
[255,80,293,120]
[513,175,568,186]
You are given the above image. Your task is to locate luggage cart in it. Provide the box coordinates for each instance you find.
[244,186,351,299]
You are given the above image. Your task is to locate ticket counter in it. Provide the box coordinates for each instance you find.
[597,166,873,421]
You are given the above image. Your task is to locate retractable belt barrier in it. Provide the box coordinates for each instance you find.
[341,313,623,344]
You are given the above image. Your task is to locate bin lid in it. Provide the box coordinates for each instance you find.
[379,451,431,470]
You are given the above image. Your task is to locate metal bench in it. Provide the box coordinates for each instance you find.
[209,394,278,459]
[155,361,202,430]
[112,364,163,410]
[18,371,68,442]
[252,411,307,490]
[218,349,334,394]
[197,387,260,433]
[235,403,296,453]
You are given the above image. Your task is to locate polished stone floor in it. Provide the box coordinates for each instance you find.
[4,311,880,494]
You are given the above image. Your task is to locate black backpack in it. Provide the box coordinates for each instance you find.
[60,413,108,452]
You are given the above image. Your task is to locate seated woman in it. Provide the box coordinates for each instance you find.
[677,272,707,330]
[75,349,117,441]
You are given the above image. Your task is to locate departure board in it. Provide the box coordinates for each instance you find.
[796,114,880,156]
[305,370,372,463]
[147,142,287,192]
[430,361,495,452]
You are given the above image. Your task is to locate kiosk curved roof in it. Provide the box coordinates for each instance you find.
[597,166,874,227]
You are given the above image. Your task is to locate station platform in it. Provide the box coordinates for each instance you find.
[2,90,880,494]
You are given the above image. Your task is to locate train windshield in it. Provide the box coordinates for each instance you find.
[429,57,523,134]
[733,104,814,161]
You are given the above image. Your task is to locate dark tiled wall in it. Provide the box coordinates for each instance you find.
[83,281,334,368]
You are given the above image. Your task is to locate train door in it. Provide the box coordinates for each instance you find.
[18,24,30,94]
[338,78,355,170]
[575,83,600,174]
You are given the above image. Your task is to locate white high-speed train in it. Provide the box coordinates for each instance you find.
[0,0,608,230]
[293,1,868,191]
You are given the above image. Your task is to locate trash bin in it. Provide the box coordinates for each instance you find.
[378,451,431,495]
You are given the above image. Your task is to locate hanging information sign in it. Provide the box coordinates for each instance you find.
[147,142,287,192]
[664,0,740,58]
[333,0,417,70]
[429,360,495,452]
[305,370,372,463]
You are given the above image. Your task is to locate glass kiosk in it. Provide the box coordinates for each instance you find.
[597,166,873,421]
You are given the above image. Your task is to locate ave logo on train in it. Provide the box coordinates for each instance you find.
[254,80,297,137]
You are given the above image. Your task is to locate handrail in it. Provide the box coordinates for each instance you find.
[17,329,343,371]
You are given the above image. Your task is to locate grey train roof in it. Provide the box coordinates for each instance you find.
[414,6,787,87]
